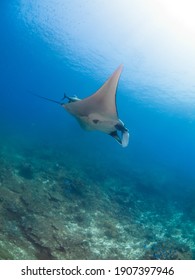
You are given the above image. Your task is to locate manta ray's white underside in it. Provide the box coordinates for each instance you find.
[63,65,129,147]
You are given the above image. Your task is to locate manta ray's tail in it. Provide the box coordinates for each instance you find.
[31,93,63,105]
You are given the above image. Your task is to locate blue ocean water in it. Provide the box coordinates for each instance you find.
[1,0,195,259]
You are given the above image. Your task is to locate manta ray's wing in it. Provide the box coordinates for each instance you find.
[63,65,123,131]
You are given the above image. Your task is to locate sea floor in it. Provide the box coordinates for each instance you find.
[0,141,195,260]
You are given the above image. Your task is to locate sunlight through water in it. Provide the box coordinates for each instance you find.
[17,0,195,115]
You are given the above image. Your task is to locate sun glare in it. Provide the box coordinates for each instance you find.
[19,0,195,110]
[157,0,195,31]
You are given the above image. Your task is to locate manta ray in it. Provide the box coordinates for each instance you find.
[35,65,129,147]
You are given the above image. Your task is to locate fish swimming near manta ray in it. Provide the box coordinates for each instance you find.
[34,65,129,147]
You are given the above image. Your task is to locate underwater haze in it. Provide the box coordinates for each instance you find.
[1,0,195,259]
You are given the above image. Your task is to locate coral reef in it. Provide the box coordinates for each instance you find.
[18,163,34,180]
[142,240,193,260]
[0,145,195,260]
